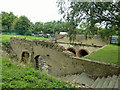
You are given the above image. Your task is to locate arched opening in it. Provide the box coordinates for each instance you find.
[21,51,29,63]
[66,47,76,55]
[34,55,48,72]
[77,49,89,57]
[34,55,40,70]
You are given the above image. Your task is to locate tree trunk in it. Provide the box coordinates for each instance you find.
[8,26,10,30]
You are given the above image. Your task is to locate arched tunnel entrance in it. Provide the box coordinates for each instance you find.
[34,55,48,72]
[34,55,40,70]
[77,49,89,57]
[66,47,76,55]
[21,51,29,63]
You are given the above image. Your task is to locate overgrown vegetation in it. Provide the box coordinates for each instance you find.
[1,56,75,88]
[84,44,119,65]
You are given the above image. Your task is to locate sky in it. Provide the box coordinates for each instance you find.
[0,0,63,23]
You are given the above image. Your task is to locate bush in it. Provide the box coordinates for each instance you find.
[44,35,49,38]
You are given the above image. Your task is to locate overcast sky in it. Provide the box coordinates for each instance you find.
[0,0,63,23]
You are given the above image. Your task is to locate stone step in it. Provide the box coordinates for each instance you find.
[69,75,77,81]
[102,76,111,88]
[114,78,118,88]
[75,73,86,84]
[63,75,71,81]
[63,73,94,86]
[61,75,69,80]
[65,74,77,81]
[95,77,106,88]
[91,77,100,88]
[76,73,94,86]
[118,75,120,89]
[108,75,118,88]
[114,74,120,89]
[71,74,81,83]
[60,74,120,89]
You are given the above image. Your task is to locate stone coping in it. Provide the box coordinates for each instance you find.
[72,57,120,68]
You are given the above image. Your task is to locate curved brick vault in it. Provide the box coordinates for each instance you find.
[66,47,76,55]
[76,49,90,57]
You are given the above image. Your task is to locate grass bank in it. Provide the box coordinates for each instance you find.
[84,44,119,65]
[1,55,75,88]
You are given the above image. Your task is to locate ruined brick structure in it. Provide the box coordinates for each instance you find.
[10,36,119,77]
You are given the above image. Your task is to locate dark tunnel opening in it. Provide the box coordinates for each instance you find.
[21,52,29,62]
[78,49,89,57]
[34,55,40,70]
[66,47,76,55]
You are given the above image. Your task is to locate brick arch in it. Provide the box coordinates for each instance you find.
[21,51,29,62]
[66,47,76,55]
[76,49,89,57]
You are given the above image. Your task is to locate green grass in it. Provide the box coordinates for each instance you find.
[1,56,75,88]
[2,35,50,48]
[84,44,120,65]
[2,34,50,43]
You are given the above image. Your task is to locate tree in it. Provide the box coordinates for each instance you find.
[33,22,44,33]
[57,1,120,43]
[42,20,75,35]
[12,16,31,35]
[2,11,17,30]
[54,20,75,33]
[0,13,2,30]
[43,22,54,34]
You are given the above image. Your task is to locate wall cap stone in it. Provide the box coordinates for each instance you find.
[72,57,120,68]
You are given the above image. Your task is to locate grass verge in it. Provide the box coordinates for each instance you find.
[84,44,119,65]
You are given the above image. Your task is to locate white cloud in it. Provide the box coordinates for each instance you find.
[0,0,63,23]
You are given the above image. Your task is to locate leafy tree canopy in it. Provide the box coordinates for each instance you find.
[33,20,75,35]
[1,11,17,30]
[57,1,120,41]
[13,16,31,30]
[12,16,32,35]
[33,22,44,33]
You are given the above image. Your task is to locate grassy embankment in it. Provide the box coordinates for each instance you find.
[84,44,120,65]
[1,35,75,88]
[1,56,75,88]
